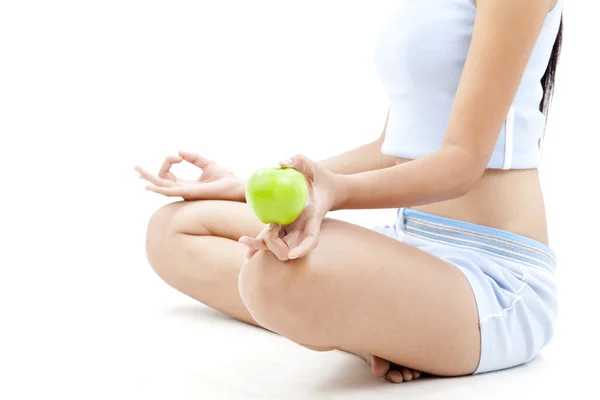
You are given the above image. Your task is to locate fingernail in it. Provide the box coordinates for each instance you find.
[280,158,293,166]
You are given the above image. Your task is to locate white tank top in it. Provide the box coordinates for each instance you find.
[373,0,563,169]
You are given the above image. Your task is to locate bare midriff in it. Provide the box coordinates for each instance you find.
[395,159,549,245]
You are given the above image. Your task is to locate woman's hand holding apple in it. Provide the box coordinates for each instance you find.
[239,154,346,261]
[135,151,246,202]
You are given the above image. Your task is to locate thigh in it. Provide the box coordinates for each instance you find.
[164,199,265,238]
[146,200,264,325]
[148,200,338,351]
[239,218,481,376]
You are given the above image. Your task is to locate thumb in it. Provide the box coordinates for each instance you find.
[280,154,316,181]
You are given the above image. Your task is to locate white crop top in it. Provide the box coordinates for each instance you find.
[373,0,563,169]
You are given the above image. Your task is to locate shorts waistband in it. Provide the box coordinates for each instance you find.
[397,208,557,273]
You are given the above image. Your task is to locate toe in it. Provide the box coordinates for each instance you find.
[370,355,391,377]
[400,368,413,382]
[412,370,422,379]
[387,370,404,384]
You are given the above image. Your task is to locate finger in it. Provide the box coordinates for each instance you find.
[280,154,315,182]
[135,166,175,187]
[179,151,214,169]
[145,185,187,197]
[288,235,317,260]
[412,370,422,379]
[246,233,267,259]
[288,217,321,259]
[239,226,268,252]
[263,223,290,261]
[145,180,223,200]
[158,155,183,180]
[240,227,269,259]
[281,230,303,252]
[238,236,268,251]
[246,248,259,259]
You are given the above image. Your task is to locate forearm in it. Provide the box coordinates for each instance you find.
[318,111,397,175]
[334,145,482,210]
[318,139,397,175]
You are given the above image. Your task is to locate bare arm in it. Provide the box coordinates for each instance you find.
[333,0,555,210]
[318,111,399,175]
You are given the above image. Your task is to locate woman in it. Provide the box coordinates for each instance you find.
[136,0,563,383]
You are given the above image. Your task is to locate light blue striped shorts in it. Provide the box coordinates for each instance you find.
[373,208,557,374]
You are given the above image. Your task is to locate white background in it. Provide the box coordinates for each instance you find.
[1,1,598,399]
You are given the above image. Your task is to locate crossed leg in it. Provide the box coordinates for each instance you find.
[146,200,481,380]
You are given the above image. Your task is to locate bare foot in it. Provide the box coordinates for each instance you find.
[354,351,423,383]
[337,348,423,383]
[370,354,422,383]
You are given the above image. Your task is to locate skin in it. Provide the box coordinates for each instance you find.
[136,0,557,384]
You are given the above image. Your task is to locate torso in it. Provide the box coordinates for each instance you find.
[373,0,560,245]
[395,158,549,244]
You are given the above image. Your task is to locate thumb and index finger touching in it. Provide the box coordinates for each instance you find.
[178,151,214,170]
[134,150,212,181]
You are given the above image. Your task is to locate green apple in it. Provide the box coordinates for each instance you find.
[246,167,308,225]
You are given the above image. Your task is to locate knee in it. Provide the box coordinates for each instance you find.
[145,202,182,277]
[238,251,326,345]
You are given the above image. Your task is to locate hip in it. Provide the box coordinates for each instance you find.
[373,207,557,373]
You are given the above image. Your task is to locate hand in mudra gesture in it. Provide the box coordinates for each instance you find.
[135,151,245,201]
